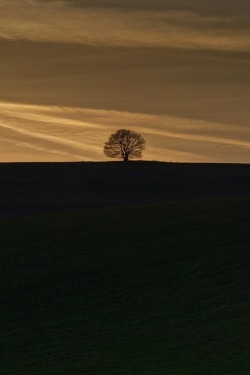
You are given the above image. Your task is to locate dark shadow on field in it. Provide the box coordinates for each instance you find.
[0,161,250,216]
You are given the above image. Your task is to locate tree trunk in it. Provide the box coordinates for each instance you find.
[123,155,129,162]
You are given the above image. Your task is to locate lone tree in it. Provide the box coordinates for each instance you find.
[104,129,145,162]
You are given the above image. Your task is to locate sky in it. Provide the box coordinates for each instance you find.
[1,0,250,162]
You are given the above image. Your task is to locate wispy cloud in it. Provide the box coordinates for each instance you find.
[0,0,250,51]
[39,0,250,15]
[1,101,250,162]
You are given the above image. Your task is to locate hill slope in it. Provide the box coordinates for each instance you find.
[0,161,250,215]
[2,198,250,374]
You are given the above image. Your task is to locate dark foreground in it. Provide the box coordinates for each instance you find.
[1,162,250,374]
[0,161,250,215]
[1,198,250,374]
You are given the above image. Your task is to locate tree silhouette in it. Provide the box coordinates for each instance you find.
[104,129,146,162]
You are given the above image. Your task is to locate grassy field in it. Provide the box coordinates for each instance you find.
[1,197,250,374]
[1,162,250,215]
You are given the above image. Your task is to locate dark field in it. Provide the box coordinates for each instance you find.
[1,162,250,374]
[1,161,250,215]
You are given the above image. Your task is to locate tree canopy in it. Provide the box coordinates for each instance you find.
[104,129,145,162]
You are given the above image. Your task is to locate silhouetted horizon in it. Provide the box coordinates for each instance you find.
[1,1,250,162]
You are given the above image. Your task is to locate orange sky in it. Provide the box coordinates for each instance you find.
[1,0,250,162]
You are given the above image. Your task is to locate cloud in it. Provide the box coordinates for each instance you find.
[0,0,250,51]
[40,0,250,15]
[1,101,250,163]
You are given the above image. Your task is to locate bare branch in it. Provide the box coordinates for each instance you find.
[104,129,145,162]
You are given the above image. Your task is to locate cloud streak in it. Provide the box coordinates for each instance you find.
[1,0,250,51]
[1,101,250,163]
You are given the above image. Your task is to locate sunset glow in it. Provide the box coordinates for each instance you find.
[1,0,250,162]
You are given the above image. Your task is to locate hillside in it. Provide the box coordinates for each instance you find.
[1,198,250,374]
[0,161,250,215]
